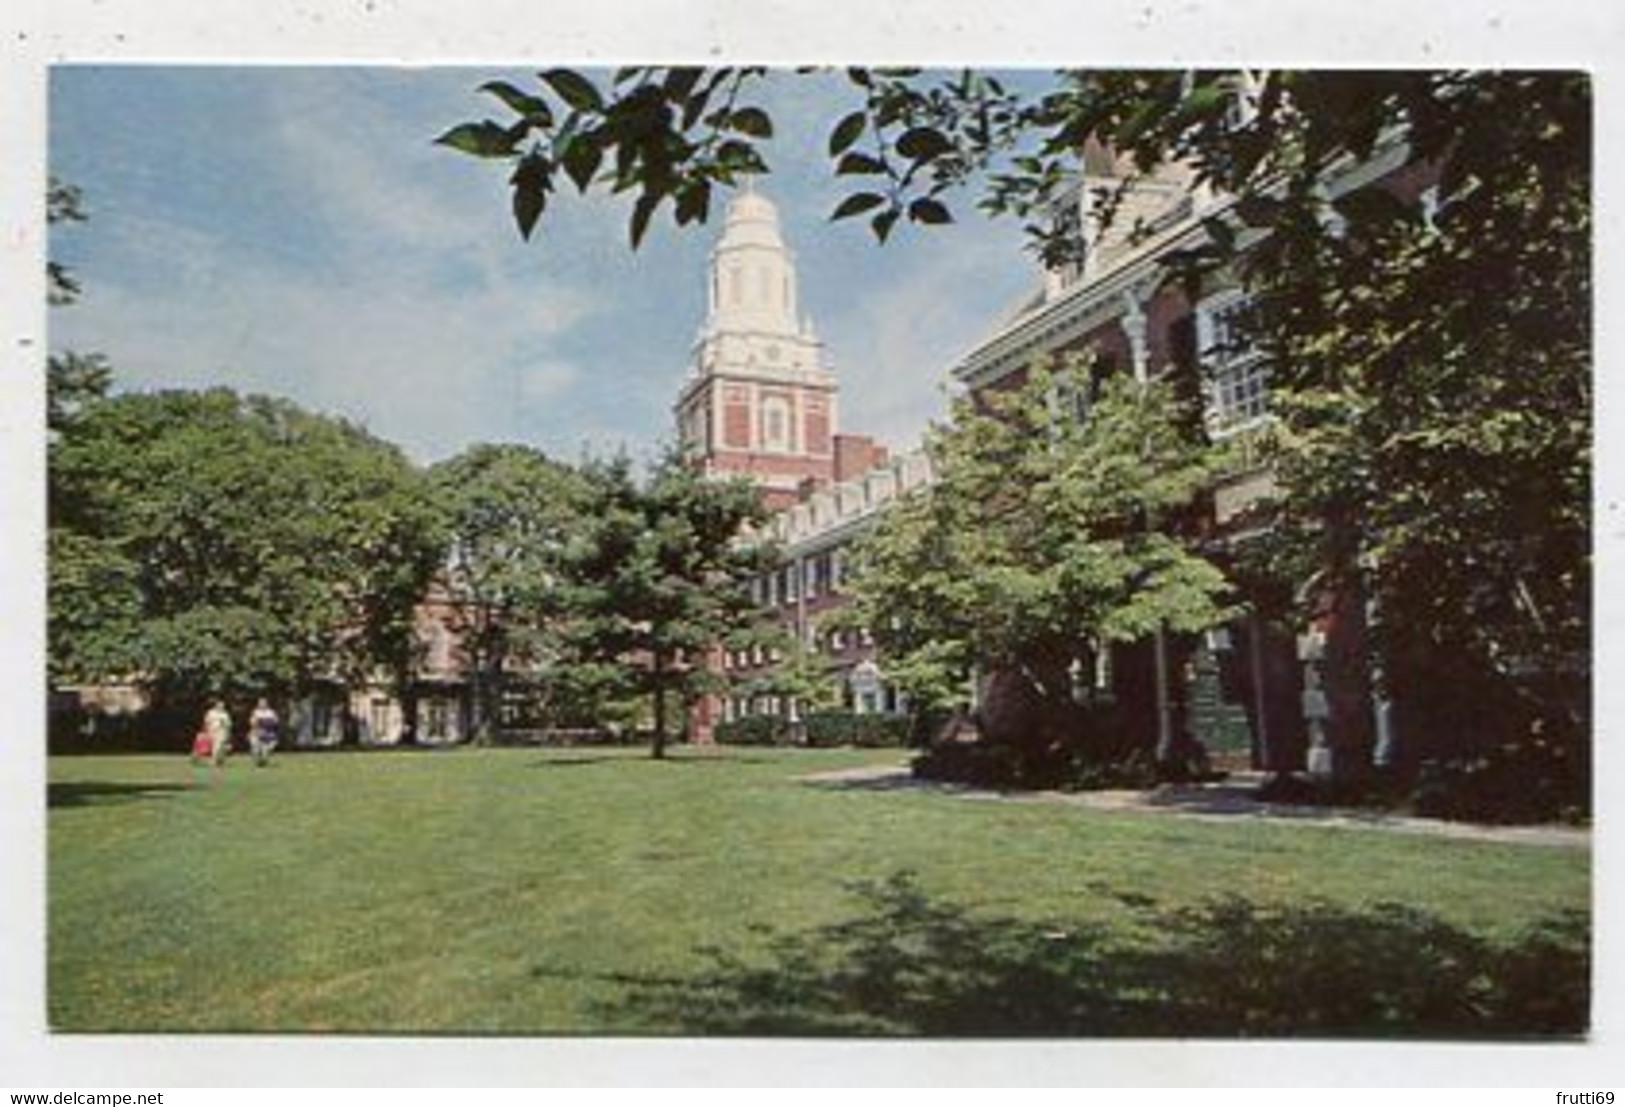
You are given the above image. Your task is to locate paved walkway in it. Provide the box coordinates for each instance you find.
[798,762,1591,849]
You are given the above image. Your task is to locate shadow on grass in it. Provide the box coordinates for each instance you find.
[1138,783,1401,822]
[47,780,195,809]
[574,873,1587,1038]
[800,771,934,794]
[524,751,783,769]
[524,755,634,768]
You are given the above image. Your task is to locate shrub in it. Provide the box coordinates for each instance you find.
[1412,741,1591,826]
[714,715,791,746]
[912,700,1165,791]
[804,711,912,748]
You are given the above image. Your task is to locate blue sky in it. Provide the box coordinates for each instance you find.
[47,66,1041,465]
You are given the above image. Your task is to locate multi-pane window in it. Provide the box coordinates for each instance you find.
[1196,293,1269,435]
[812,552,833,596]
[425,699,450,741]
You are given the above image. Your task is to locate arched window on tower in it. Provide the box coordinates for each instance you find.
[761,396,792,453]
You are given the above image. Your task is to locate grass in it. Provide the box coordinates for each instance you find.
[47,746,1590,1035]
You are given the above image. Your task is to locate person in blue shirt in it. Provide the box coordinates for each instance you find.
[249,698,280,767]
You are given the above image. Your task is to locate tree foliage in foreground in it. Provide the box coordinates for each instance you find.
[1235,75,1590,774]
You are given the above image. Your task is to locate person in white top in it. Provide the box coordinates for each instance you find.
[204,700,233,768]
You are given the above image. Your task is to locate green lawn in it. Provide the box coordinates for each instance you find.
[48,747,1590,1036]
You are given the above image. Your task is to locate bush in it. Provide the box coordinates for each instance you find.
[1412,740,1591,826]
[804,711,912,749]
[714,715,792,746]
[912,737,1162,791]
[911,698,1168,791]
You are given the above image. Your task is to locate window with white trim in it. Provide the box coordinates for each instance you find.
[1196,292,1270,436]
[761,396,792,453]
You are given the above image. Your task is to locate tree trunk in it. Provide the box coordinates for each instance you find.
[651,652,668,760]
[397,665,420,746]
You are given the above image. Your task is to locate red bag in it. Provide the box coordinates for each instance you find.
[191,731,212,759]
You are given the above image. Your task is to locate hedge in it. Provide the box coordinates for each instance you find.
[713,715,792,746]
[804,711,911,749]
[713,711,913,748]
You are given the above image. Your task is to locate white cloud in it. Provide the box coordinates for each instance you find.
[817,219,1036,455]
[48,68,626,464]
[54,216,605,462]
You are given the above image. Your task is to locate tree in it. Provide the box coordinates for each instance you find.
[843,362,1232,772]
[1237,76,1589,794]
[437,67,1024,247]
[46,179,112,435]
[1015,72,1589,782]
[560,452,773,758]
[49,388,444,724]
[46,178,126,692]
[429,443,590,740]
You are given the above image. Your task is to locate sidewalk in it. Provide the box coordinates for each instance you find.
[799,762,1591,849]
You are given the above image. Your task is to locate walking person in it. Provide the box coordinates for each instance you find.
[204,699,234,769]
[249,698,280,767]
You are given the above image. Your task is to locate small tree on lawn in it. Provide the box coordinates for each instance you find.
[430,444,590,741]
[562,452,774,759]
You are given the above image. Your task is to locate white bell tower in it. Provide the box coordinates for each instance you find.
[675,185,840,509]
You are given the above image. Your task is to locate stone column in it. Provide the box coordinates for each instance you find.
[1298,626,1334,777]
[1120,288,1151,382]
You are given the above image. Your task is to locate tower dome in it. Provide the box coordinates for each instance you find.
[707,183,801,335]
[717,187,787,251]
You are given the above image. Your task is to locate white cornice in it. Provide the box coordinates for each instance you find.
[952,134,1416,392]
[952,209,1216,391]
